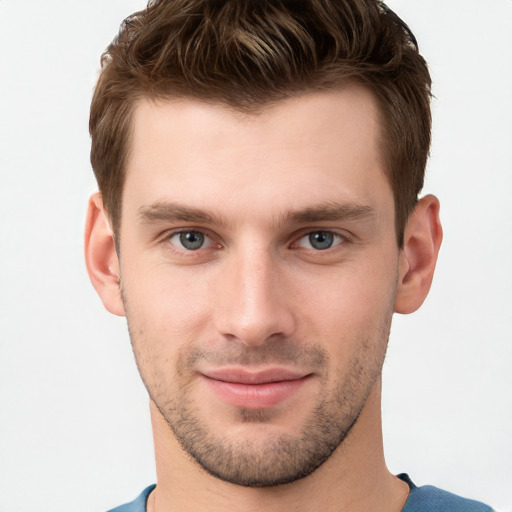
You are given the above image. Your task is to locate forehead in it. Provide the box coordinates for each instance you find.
[123,86,392,225]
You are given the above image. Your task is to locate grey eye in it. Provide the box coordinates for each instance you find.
[297,231,343,251]
[170,231,211,251]
[180,231,204,250]
[308,231,334,250]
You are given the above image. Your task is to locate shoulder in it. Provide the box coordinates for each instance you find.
[400,475,494,512]
[106,485,156,512]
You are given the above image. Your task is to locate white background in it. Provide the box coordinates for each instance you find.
[0,1,511,511]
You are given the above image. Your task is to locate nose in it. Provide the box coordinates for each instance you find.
[214,246,296,347]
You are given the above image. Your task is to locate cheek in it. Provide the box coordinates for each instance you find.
[121,263,215,355]
[295,255,398,356]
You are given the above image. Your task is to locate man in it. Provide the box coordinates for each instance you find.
[84,1,493,511]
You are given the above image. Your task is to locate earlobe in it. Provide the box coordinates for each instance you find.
[394,195,443,314]
[84,193,125,316]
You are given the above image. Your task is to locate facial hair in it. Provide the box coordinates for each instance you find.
[125,306,391,488]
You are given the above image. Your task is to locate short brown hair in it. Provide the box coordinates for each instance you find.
[90,0,431,246]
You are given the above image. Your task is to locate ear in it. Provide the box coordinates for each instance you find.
[394,194,443,314]
[84,192,125,316]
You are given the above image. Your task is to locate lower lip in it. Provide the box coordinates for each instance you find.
[203,376,310,409]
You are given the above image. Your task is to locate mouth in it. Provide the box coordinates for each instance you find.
[200,367,313,409]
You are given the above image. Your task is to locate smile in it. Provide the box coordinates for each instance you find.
[200,368,313,409]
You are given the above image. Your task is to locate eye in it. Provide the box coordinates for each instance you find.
[168,230,213,251]
[296,231,344,251]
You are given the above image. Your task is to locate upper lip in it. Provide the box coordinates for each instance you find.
[200,367,310,385]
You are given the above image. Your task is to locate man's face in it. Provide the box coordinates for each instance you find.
[118,87,400,486]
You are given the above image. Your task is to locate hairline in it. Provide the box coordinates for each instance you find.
[108,82,403,249]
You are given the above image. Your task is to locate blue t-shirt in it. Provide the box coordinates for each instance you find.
[398,474,494,512]
[107,485,155,512]
[107,475,494,512]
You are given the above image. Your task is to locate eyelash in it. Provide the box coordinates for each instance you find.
[292,231,346,251]
[161,229,219,255]
[159,228,350,257]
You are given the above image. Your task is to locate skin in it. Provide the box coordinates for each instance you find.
[85,86,442,512]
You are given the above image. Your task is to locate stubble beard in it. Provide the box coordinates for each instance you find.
[126,321,391,488]
[152,362,373,487]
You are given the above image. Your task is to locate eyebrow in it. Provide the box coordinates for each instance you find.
[137,200,376,228]
[138,202,229,227]
[282,201,376,225]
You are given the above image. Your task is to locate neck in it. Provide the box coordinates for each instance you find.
[148,381,409,512]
